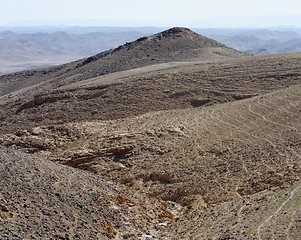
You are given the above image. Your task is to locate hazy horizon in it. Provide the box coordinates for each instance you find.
[1,0,301,28]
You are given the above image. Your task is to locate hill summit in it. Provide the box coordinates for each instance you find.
[76,27,242,69]
[111,27,223,53]
[0,27,245,97]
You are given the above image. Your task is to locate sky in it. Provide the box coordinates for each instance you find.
[1,0,301,28]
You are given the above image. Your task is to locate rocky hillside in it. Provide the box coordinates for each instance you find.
[0,52,300,134]
[1,27,301,239]
[0,146,176,239]
[2,83,301,239]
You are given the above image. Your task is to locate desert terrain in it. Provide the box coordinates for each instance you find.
[1,27,301,75]
[1,27,301,239]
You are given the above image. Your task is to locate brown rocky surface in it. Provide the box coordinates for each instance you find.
[1,27,301,239]
[164,180,301,239]
[0,146,179,239]
[1,52,301,134]
[2,84,301,239]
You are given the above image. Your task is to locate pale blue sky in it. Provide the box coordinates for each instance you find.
[1,0,301,27]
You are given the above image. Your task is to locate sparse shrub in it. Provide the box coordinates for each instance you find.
[122,233,130,239]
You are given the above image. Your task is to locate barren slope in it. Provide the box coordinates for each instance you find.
[1,28,301,239]
[0,27,245,96]
[2,84,301,239]
[1,52,300,134]
[0,146,176,239]
[164,179,301,239]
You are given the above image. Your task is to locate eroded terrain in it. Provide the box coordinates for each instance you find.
[1,28,301,239]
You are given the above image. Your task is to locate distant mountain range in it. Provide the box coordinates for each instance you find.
[0,26,301,74]
[196,28,301,55]
[0,30,146,74]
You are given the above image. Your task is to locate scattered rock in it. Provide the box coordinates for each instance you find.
[16,95,47,113]
[190,98,210,107]
[0,204,9,212]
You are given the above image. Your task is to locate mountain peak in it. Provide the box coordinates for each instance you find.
[159,27,194,35]
[113,26,225,54]
[146,27,199,41]
[132,27,206,42]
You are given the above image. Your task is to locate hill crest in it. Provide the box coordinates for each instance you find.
[0,27,245,97]
[79,27,229,66]
[121,27,223,48]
